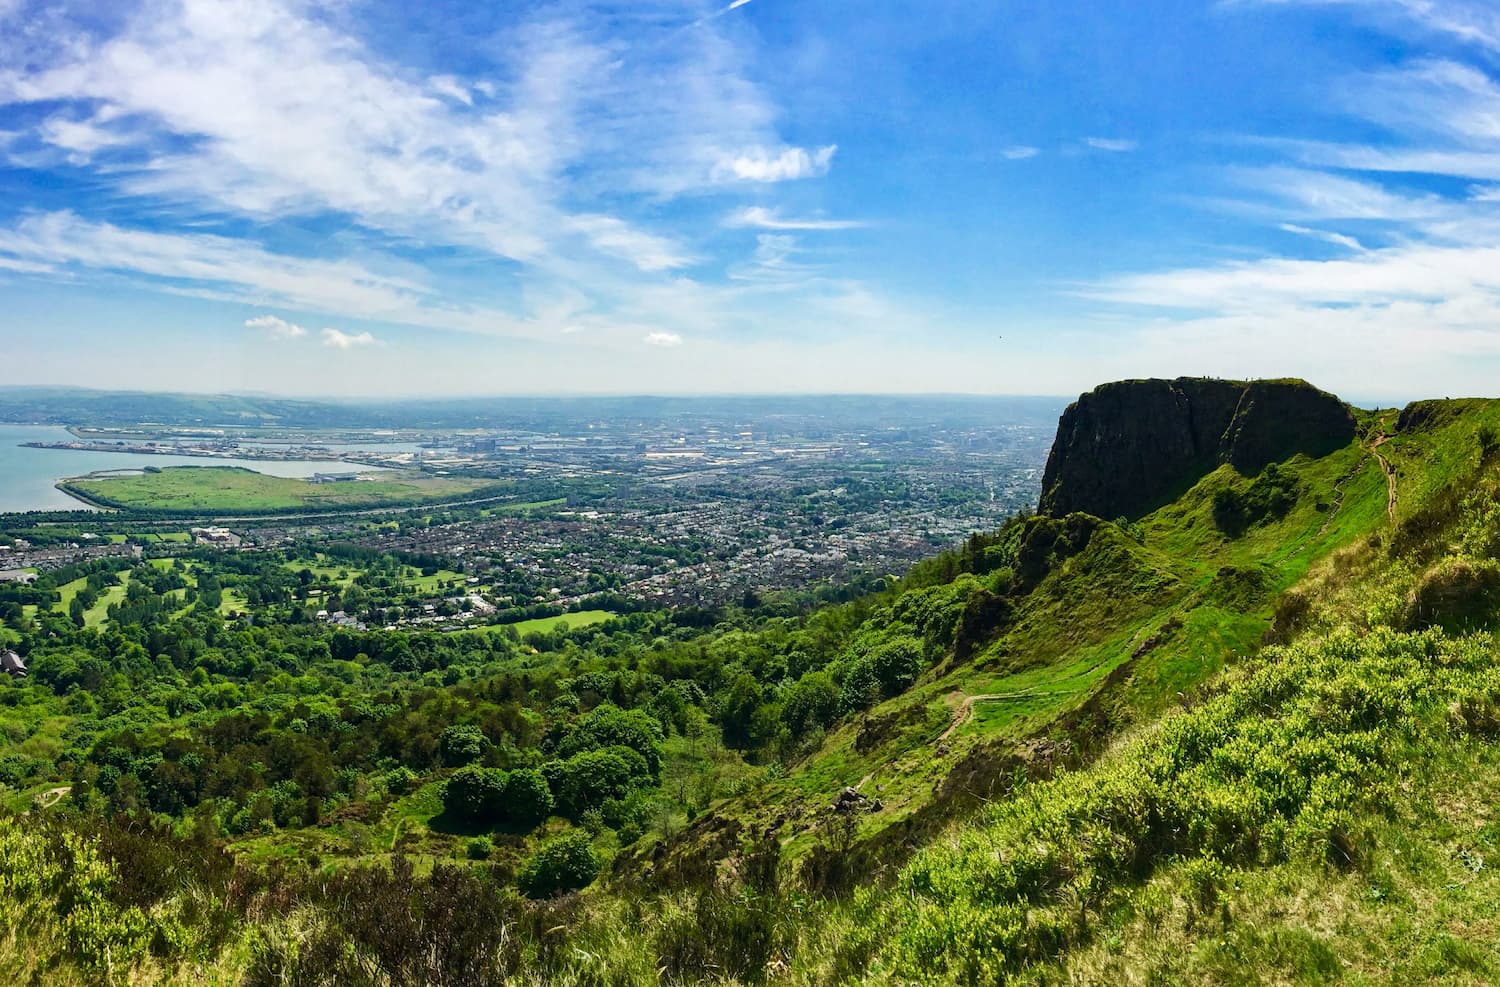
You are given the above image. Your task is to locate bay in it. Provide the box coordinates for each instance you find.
[0,424,401,512]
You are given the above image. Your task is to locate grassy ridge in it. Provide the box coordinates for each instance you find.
[60,466,505,515]
[651,421,1396,878]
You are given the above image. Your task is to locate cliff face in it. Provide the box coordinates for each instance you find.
[1039,378,1355,520]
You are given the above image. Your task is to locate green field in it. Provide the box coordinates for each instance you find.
[61,467,504,515]
[462,610,617,637]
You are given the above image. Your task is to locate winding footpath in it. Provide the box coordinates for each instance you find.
[35,786,70,810]
[1371,432,1398,524]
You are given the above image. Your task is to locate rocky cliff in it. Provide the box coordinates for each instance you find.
[1039,377,1355,520]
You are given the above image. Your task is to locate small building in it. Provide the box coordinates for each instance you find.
[190,527,241,548]
[310,472,360,484]
[0,651,26,679]
[0,570,37,585]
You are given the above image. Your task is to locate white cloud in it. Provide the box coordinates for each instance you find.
[0,211,438,324]
[643,330,683,346]
[1002,145,1040,160]
[567,214,693,271]
[1087,240,1500,311]
[0,0,827,283]
[427,74,473,106]
[0,254,54,274]
[716,145,837,182]
[322,328,378,349]
[1279,223,1366,251]
[1085,137,1138,152]
[244,314,307,339]
[725,206,864,230]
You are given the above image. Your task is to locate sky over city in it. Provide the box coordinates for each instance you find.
[3,0,1500,400]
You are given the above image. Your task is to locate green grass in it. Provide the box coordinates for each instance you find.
[81,583,127,628]
[402,567,466,593]
[62,466,504,515]
[825,627,1500,985]
[460,610,618,637]
[284,561,363,587]
[131,531,190,543]
[480,498,566,517]
[664,427,1405,877]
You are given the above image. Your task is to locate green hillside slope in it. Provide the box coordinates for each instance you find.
[10,380,1500,985]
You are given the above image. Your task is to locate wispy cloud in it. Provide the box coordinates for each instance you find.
[1280,223,1366,251]
[245,314,308,339]
[1085,137,1139,152]
[322,328,378,349]
[0,0,852,347]
[643,330,683,346]
[725,206,864,230]
[1002,145,1041,160]
[1075,1,1500,397]
[716,145,838,182]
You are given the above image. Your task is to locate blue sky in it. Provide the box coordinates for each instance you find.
[3,0,1500,400]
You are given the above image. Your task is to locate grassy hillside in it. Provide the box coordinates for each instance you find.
[638,408,1395,882]
[60,466,505,515]
[11,390,1500,984]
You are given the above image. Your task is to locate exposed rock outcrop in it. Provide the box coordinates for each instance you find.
[1040,377,1355,520]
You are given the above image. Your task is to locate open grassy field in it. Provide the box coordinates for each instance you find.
[61,466,504,515]
[81,583,127,628]
[461,609,618,637]
[401,567,466,593]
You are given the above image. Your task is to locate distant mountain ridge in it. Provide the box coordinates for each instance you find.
[1039,377,1356,520]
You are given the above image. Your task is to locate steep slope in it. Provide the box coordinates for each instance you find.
[633,380,1385,887]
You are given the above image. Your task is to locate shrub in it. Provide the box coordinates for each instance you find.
[1214,463,1299,537]
[439,724,490,766]
[1479,425,1499,460]
[543,747,648,820]
[247,856,524,986]
[780,671,839,737]
[442,765,508,826]
[517,831,598,899]
[502,768,553,827]
[870,636,925,694]
[557,704,665,776]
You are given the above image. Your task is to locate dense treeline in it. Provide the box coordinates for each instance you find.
[0,518,1030,907]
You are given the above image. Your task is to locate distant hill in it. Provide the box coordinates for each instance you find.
[0,386,1067,431]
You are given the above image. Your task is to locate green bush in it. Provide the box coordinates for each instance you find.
[556,704,665,776]
[438,724,490,766]
[1213,463,1299,537]
[517,831,598,899]
[781,670,839,737]
[502,768,553,827]
[442,765,508,825]
[543,747,649,821]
